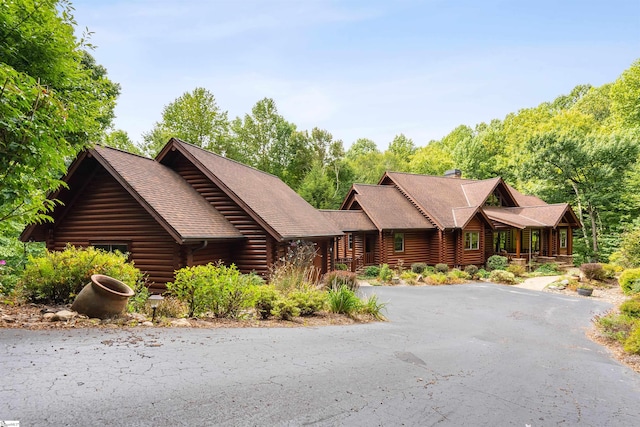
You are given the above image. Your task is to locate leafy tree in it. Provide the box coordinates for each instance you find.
[142,87,231,157]
[103,130,142,155]
[524,129,639,259]
[298,161,335,209]
[387,133,416,159]
[609,59,640,128]
[409,143,455,176]
[0,0,119,225]
[231,98,313,189]
[346,138,378,159]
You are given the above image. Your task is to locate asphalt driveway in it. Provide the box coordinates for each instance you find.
[2,283,639,426]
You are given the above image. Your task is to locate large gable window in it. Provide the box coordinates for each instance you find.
[394,233,404,252]
[464,232,480,250]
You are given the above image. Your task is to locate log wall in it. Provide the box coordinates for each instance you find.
[50,168,180,287]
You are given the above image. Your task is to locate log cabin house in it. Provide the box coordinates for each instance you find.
[21,138,343,290]
[322,170,579,272]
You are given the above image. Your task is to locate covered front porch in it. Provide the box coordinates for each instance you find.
[487,226,574,268]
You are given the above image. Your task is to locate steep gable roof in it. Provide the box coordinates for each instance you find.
[320,210,377,232]
[22,146,244,243]
[345,184,434,231]
[158,138,342,240]
[91,146,243,241]
[383,172,503,229]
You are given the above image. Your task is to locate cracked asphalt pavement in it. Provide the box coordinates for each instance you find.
[2,283,640,426]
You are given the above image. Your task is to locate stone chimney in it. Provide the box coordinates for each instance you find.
[444,169,462,179]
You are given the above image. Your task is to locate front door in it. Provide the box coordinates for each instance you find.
[365,235,376,265]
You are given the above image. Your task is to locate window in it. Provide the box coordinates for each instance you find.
[92,242,129,254]
[394,233,404,252]
[559,229,567,249]
[464,232,480,250]
[348,234,353,251]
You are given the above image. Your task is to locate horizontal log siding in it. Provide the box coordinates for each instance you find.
[441,231,457,266]
[462,217,485,266]
[171,157,270,276]
[190,244,233,267]
[383,231,430,267]
[51,169,179,286]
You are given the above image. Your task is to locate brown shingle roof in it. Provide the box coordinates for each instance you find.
[385,172,499,228]
[320,210,377,232]
[93,146,243,241]
[483,204,575,228]
[506,184,547,206]
[166,139,343,240]
[350,184,434,230]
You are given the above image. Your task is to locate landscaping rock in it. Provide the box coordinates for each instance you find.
[52,310,77,322]
[2,314,16,323]
[142,321,154,327]
[127,313,147,323]
[43,313,56,321]
[170,318,192,327]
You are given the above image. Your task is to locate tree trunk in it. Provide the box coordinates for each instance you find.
[570,182,591,251]
[587,203,599,260]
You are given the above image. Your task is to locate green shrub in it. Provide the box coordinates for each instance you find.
[610,226,640,268]
[620,298,640,318]
[434,263,449,274]
[602,263,622,279]
[271,298,300,320]
[424,266,436,274]
[289,287,327,315]
[411,263,427,274]
[580,263,605,281]
[323,270,358,291]
[486,255,508,271]
[400,270,418,285]
[489,270,516,284]
[18,245,144,304]
[253,285,281,319]
[335,263,348,271]
[327,285,361,316]
[535,263,561,275]
[448,268,470,280]
[126,279,151,313]
[378,264,393,282]
[619,268,640,295]
[363,265,380,278]
[167,262,255,318]
[464,265,479,277]
[595,313,637,342]
[360,294,387,320]
[424,273,449,285]
[477,268,489,279]
[624,325,640,354]
[507,264,526,277]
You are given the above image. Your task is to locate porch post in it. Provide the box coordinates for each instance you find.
[568,227,573,255]
[515,229,521,258]
[548,228,553,256]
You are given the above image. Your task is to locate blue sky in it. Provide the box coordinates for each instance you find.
[73,0,640,149]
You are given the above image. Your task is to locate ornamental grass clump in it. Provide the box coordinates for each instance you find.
[19,244,144,304]
[323,270,358,291]
[327,285,361,316]
[360,294,387,320]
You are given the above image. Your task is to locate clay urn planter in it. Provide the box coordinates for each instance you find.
[71,274,134,319]
[576,286,593,297]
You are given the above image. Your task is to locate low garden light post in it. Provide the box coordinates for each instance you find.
[148,294,164,322]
